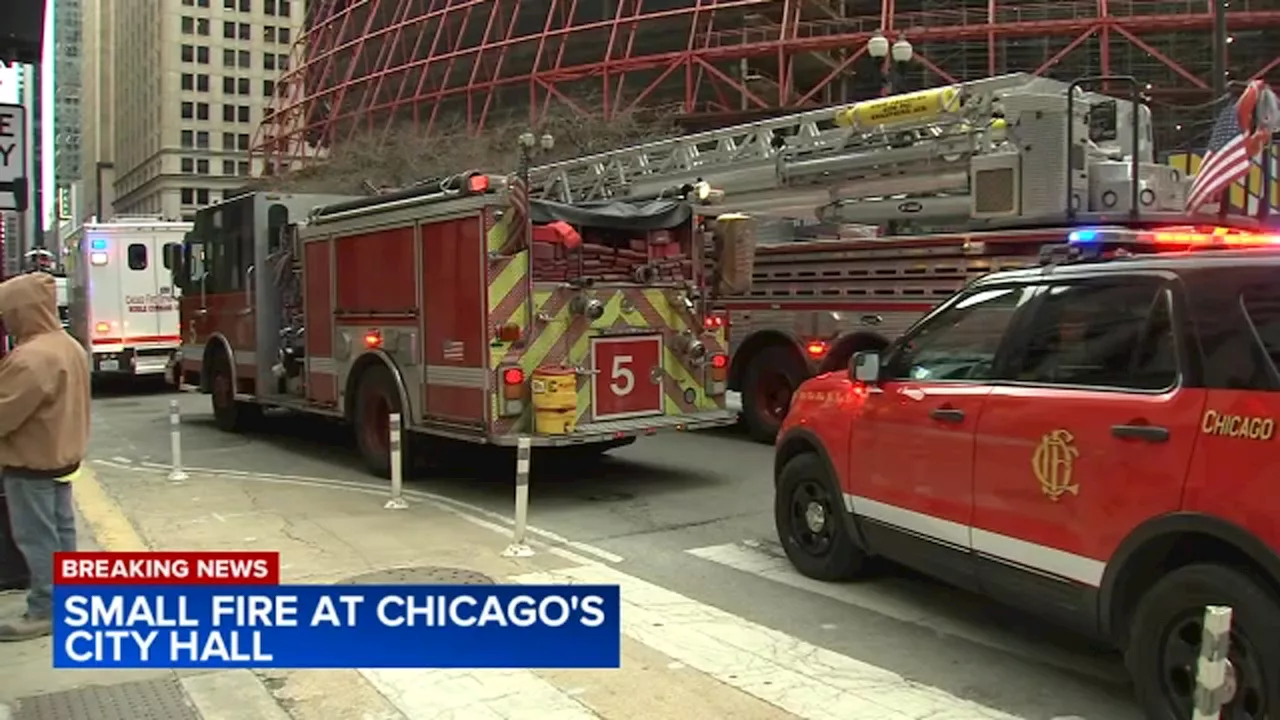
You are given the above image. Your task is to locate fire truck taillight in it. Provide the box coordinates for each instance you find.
[94,322,111,334]
[805,341,828,358]
[707,353,728,395]
[703,314,726,331]
[499,366,526,417]
[363,330,383,349]
[468,175,490,193]
[496,323,522,343]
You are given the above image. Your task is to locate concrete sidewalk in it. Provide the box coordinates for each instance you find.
[0,460,803,720]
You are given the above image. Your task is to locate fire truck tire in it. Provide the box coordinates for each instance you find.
[209,354,261,432]
[774,453,865,581]
[743,346,807,444]
[353,364,405,479]
[1126,563,1280,719]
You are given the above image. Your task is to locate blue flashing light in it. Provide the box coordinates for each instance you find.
[1068,229,1100,243]
[90,239,108,251]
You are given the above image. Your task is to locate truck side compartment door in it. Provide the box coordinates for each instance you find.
[972,277,1200,635]
[850,284,1034,591]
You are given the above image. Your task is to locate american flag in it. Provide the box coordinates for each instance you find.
[1186,80,1278,214]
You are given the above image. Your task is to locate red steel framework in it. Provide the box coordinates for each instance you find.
[253,0,1280,171]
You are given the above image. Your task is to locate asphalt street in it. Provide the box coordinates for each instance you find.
[90,384,1141,720]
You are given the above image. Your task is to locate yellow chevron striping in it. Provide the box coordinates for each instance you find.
[487,251,528,319]
[1168,152,1279,211]
[486,214,514,253]
[641,288,689,333]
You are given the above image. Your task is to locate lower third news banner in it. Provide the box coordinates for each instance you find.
[51,551,621,669]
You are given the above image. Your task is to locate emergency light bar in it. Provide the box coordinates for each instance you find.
[1067,226,1280,251]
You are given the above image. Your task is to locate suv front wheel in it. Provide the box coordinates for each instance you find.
[1127,563,1280,720]
[774,453,865,581]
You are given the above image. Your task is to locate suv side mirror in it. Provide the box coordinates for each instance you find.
[850,351,881,383]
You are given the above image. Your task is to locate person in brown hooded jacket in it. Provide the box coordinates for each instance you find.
[0,272,91,641]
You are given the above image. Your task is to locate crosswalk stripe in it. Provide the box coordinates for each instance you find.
[360,668,599,719]
[684,541,1116,683]
[512,564,1021,720]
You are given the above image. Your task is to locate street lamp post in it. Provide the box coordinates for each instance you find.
[866,33,913,96]
[517,130,556,194]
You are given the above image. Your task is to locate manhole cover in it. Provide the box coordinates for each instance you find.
[12,677,200,720]
[338,566,495,585]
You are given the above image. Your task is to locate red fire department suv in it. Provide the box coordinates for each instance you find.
[774,225,1280,719]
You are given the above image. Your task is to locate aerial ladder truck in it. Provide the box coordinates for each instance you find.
[529,72,1223,442]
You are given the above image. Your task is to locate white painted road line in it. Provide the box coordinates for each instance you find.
[685,541,1115,682]
[360,668,599,720]
[513,564,1022,720]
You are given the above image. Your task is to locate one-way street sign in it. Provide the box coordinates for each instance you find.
[0,103,30,212]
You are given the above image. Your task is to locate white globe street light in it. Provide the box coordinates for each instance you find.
[891,38,914,63]
[867,33,889,59]
[518,131,537,149]
[539,133,555,151]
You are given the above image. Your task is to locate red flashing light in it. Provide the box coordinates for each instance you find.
[710,354,728,370]
[363,330,382,349]
[468,175,490,192]
[502,367,525,385]
[703,314,726,331]
[1144,227,1280,247]
[805,341,828,358]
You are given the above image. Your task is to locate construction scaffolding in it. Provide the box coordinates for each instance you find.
[253,0,1280,172]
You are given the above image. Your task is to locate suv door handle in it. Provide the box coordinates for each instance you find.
[1111,424,1169,443]
[930,407,965,423]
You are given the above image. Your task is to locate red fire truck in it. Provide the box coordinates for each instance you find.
[530,72,1185,443]
[170,178,738,476]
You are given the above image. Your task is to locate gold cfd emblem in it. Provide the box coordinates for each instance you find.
[1032,429,1079,502]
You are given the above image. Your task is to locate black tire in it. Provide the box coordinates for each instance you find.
[774,453,865,581]
[742,345,808,444]
[209,353,261,432]
[1126,563,1280,720]
[352,364,404,479]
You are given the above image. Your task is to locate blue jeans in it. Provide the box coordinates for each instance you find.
[3,475,77,620]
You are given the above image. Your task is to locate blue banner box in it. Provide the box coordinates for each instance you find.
[53,584,622,669]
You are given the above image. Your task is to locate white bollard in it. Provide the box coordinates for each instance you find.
[502,436,535,558]
[1193,605,1236,720]
[167,399,189,481]
[384,413,409,510]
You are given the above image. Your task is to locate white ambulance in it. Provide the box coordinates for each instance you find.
[66,217,191,380]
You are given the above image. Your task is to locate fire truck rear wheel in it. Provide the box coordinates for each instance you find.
[209,354,261,432]
[743,346,807,444]
[353,364,404,479]
[774,453,864,581]
[1126,563,1280,720]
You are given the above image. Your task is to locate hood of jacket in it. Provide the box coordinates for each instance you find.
[0,273,61,342]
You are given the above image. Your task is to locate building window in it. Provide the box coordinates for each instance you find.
[181,73,195,91]
[278,0,290,16]
[239,23,251,40]
[263,80,275,97]
[222,159,235,175]
[222,104,235,122]
[238,161,250,176]
[222,132,235,150]
[181,101,194,119]
[222,20,235,39]
[181,157,195,173]
[264,0,275,13]
[238,0,249,10]
[181,130,195,148]
[197,74,210,92]
[238,50,251,68]
[222,0,234,8]
[222,76,234,94]
[197,159,210,175]
[197,0,209,6]
[223,49,235,68]
[263,53,276,71]
[198,189,211,204]
[197,46,209,64]
[182,188,195,204]
[237,105,250,123]
[264,27,276,43]
[237,78,250,95]
[181,16,195,34]
[238,133,250,150]
[183,0,195,6]
[278,27,290,44]
[181,44,195,62]
[277,54,289,70]
[197,18,210,35]
[197,131,210,148]
[196,102,209,120]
